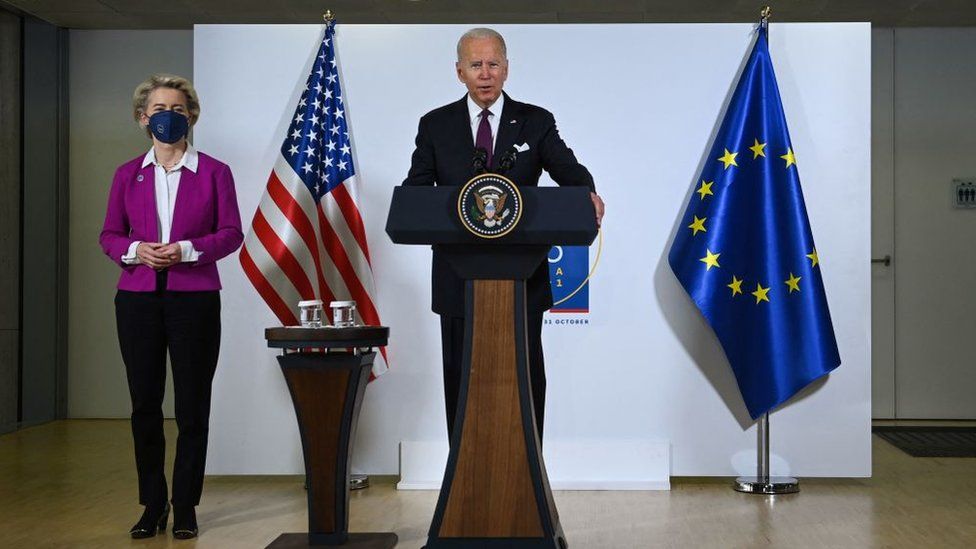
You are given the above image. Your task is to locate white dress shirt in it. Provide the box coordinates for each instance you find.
[121,144,201,264]
[466,93,504,153]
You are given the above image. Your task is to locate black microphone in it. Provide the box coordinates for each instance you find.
[471,147,488,175]
[496,146,518,175]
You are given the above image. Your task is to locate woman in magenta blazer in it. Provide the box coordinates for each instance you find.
[99,74,243,540]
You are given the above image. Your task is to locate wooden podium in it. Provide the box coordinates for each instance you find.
[265,326,397,549]
[387,183,598,548]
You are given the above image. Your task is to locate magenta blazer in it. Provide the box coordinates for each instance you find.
[99,151,244,292]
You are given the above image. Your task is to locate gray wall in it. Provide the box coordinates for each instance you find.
[67,30,192,417]
[871,29,895,418]
[21,17,69,426]
[0,9,21,432]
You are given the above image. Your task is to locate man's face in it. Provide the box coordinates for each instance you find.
[456,36,508,109]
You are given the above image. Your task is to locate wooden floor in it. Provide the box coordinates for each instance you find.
[2,420,976,548]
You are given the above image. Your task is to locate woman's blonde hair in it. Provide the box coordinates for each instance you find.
[132,74,201,136]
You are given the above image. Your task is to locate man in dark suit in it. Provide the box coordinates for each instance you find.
[403,27,605,441]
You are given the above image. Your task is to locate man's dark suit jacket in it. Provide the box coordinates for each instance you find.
[403,93,596,316]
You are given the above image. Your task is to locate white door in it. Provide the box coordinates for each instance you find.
[891,29,976,418]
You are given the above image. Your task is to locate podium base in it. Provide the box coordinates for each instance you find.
[424,537,566,549]
[733,476,799,494]
[267,532,398,548]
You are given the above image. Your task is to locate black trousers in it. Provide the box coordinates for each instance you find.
[440,312,545,442]
[115,280,221,508]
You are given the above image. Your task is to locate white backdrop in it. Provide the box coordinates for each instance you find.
[194,23,871,478]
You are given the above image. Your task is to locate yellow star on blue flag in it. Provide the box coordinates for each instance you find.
[667,26,841,419]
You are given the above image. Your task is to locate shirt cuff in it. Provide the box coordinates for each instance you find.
[121,241,141,265]
[179,240,201,262]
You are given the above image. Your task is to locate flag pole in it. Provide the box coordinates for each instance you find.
[734,412,799,494]
[318,7,368,492]
[759,412,769,483]
[728,5,797,496]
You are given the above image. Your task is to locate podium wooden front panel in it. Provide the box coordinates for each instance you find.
[281,361,362,537]
[426,281,564,548]
[264,327,396,549]
[440,281,543,537]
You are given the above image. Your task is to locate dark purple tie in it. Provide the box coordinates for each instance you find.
[476,109,493,169]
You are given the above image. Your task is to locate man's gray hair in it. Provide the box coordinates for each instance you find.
[456,27,507,61]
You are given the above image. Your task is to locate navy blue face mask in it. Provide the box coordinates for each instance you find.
[148,110,189,144]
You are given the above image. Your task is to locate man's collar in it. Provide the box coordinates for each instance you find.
[466,93,505,123]
[141,142,199,173]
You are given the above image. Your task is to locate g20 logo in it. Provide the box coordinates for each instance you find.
[548,231,602,313]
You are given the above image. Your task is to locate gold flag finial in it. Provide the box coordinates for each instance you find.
[323,10,335,23]
[760,6,771,25]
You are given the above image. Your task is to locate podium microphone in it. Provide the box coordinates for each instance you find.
[496,146,518,175]
[472,147,488,175]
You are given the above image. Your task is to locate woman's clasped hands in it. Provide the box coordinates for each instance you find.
[135,242,182,269]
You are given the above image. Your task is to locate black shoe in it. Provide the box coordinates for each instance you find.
[172,506,198,539]
[129,502,170,539]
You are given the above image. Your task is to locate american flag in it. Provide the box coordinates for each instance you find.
[240,21,387,376]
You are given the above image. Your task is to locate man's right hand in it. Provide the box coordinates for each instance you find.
[590,192,605,227]
[136,242,174,270]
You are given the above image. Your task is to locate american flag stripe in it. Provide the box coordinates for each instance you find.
[320,188,376,291]
[240,245,299,325]
[250,209,316,299]
[255,191,324,299]
[272,160,352,303]
[243,236,305,323]
[316,204,381,327]
[240,21,388,377]
[265,170,334,302]
[330,183,372,264]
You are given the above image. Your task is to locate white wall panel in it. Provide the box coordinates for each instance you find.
[194,23,871,478]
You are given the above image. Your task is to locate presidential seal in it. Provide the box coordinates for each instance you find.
[457,173,523,239]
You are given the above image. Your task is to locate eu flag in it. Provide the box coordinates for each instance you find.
[668,27,841,419]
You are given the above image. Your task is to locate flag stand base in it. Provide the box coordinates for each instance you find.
[350,474,370,490]
[732,412,800,495]
[733,476,799,494]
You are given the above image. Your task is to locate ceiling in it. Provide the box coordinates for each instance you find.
[2,0,974,29]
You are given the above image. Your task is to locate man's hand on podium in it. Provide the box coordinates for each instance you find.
[590,192,605,227]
